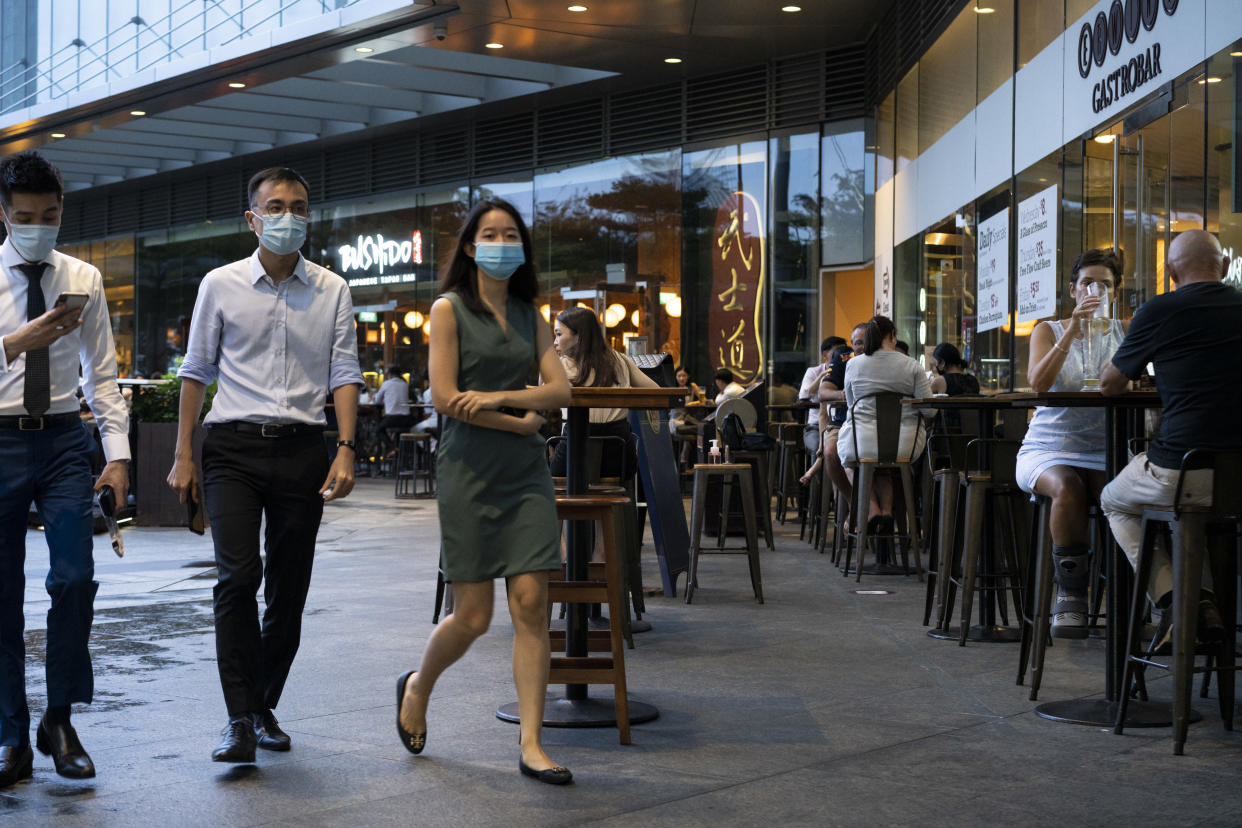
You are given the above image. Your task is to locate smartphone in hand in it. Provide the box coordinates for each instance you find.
[54,292,88,312]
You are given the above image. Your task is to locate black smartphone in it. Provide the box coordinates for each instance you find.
[54,292,88,312]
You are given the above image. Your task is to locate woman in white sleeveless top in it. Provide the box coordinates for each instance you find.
[1015,248,1127,639]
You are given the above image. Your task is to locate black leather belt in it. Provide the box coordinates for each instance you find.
[0,412,81,430]
[211,421,325,438]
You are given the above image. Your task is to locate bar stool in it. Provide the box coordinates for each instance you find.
[394,433,434,499]
[733,448,776,551]
[1115,449,1242,755]
[686,463,762,604]
[837,393,924,583]
[549,494,634,744]
[773,424,805,524]
[922,431,973,627]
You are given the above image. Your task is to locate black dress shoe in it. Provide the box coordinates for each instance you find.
[519,758,573,785]
[0,744,33,789]
[36,717,95,779]
[212,715,257,763]
[396,671,426,755]
[253,710,291,752]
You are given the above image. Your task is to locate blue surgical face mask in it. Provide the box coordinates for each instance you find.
[473,241,525,280]
[256,211,307,256]
[2,209,59,262]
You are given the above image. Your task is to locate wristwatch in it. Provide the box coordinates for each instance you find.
[336,439,357,451]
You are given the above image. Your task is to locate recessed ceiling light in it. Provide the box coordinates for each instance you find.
[50,132,65,138]
[568,4,588,11]
[781,4,802,11]
[354,46,375,53]
[1231,51,1242,57]
[1094,133,1116,143]
[664,57,682,64]
[228,82,246,89]
[485,42,503,49]
[974,5,995,12]
[130,110,146,116]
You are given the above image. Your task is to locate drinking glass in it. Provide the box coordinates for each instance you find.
[1080,283,1110,391]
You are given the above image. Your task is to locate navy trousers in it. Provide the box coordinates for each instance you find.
[0,423,96,748]
[201,428,327,717]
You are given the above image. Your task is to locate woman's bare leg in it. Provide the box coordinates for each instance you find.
[507,570,564,771]
[400,580,494,735]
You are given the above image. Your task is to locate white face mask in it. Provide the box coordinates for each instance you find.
[256,211,308,256]
[2,208,59,262]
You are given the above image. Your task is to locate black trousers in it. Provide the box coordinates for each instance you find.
[201,427,329,716]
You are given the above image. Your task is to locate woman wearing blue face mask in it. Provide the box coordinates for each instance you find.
[394,199,577,784]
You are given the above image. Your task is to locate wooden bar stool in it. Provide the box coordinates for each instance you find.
[549,495,634,744]
[686,463,763,604]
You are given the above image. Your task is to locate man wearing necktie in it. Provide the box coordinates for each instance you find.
[0,151,131,788]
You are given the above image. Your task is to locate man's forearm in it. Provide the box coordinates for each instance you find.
[332,384,360,442]
[175,379,208,458]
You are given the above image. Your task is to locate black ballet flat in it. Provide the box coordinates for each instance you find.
[520,758,573,785]
[396,671,426,755]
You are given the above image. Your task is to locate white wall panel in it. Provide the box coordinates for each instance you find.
[893,164,917,245]
[1206,0,1242,57]
[974,77,1012,196]
[915,111,975,233]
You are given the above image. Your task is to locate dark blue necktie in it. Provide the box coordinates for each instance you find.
[16,263,50,417]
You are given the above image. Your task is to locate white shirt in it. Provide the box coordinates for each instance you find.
[798,362,829,427]
[717,381,746,401]
[0,238,131,462]
[178,250,364,426]
[377,377,410,416]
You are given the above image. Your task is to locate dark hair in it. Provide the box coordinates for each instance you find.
[386,366,403,378]
[822,336,845,353]
[247,166,309,208]
[439,198,539,315]
[1070,248,1123,287]
[895,340,909,355]
[863,315,897,356]
[830,343,852,360]
[932,342,967,369]
[715,368,735,384]
[0,151,63,207]
[556,306,618,388]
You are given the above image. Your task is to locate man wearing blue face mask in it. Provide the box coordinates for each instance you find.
[167,166,364,764]
[0,151,130,788]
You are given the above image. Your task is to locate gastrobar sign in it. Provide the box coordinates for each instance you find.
[1064,0,1201,141]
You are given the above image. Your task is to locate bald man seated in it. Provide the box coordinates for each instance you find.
[1098,229,1242,652]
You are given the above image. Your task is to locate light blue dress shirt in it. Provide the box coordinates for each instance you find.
[178,249,364,426]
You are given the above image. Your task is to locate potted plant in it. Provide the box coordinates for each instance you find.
[130,365,215,526]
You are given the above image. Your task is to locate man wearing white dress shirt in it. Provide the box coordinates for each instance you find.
[166,167,364,764]
[0,152,130,787]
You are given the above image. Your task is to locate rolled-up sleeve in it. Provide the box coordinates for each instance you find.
[177,275,222,386]
[78,267,132,462]
[327,282,363,392]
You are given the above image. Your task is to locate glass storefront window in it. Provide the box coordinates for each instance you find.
[682,141,766,387]
[770,131,820,384]
[876,91,896,190]
[1013,147,1064,390]
[821,119,869,266]
[60,235,136,377]
[896,66,918,173]
[973,184,1011,391]
[919,210,973,376]
[472,178,534,227]
[918,4,977,154]
[1018,0,1066,69]
[978,0,1014,102]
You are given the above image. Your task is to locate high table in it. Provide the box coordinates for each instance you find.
[904,394,1030,637]
[498,386,685,729]
[1003,390,1182,727]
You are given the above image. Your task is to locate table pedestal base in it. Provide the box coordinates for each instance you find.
[1034,698,1200,728]
[927,624,1021,643]
[497,697,660,728]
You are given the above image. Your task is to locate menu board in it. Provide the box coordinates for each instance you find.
[1017,184,1058,322]
[976,208,1009,333]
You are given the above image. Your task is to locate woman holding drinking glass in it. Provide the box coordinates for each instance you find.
[395,198,576,784]
[1015,248,1127,638]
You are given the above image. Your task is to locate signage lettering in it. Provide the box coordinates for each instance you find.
[1078,0,1173,80]
[338,230,424,274]
[1092,43,1161,113]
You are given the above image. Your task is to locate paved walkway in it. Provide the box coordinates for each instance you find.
[4,478,1242,826]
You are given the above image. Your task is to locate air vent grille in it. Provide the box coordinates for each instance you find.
[372,134,420,189]
[609,84,682,155]
[172,179,207,226]
[824,44,867,120]
[473,113,534,176]
[422,128,468,183]
[537,100,604,166]
[685,65,768,142]
[773,53,823,129]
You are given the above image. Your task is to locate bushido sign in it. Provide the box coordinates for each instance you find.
[709,191,764,384]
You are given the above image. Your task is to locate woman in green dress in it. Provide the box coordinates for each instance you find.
[396,199,574,784]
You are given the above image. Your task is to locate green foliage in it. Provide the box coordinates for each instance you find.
[130,367,216,423]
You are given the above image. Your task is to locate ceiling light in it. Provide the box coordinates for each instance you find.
[354,46,374,53]
[781,4,802,11]
[50,132,65,138]
[1094,133,1116,143]
[567,4,588,11]
[129,110,146,116]
[1231,51,1242,57]
[228,82,246,89]
[974,5,995,12]
[664,57,682,64]
[1201,76,1222,84]
[485,42,503,49]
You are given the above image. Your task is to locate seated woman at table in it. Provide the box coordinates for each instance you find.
[549,306,659,480]
[1015,248,1127,638]
[837,315,934,534]
[929,342,980,396]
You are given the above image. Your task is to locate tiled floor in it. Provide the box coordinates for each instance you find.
[4,478,1241,826]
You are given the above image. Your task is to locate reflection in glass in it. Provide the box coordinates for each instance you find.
[771,132,819,383]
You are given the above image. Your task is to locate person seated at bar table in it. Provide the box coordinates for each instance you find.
[837,315,934,537]
[713,368,746,402]
[799,342,853,486]
[1015,248,1127,638]
[1099,229,1242,649]
[928,342,980,396]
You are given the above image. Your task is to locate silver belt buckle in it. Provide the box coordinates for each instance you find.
[260,423,281,438]
[18,416,43,431]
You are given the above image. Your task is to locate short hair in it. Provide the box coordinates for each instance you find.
[863,315,897,356]
[386,366,403,377]
[0,151,63,207]
[822,336,845,353]
[247,166,310,209]
[715,368,735,384]
[1070,248,1123,286]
